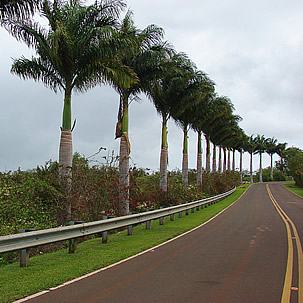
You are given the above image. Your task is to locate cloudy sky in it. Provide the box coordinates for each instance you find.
[0,0,302,172]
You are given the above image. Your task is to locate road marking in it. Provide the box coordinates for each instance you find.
[14,186,251,303]
[266,185,303,303]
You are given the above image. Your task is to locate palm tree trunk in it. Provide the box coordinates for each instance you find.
[218,146,222,173]
[182,125,189,187]
[223,148,227,172]
[232,149,236,172]
[270,154,274,180]
[250,152,253,183]
[227,149,231,171]
[59,86,73,220]
[160,115,168,192]
[118,95,130,216]
[259,152,263,183]
[240,150,243,183]
[196,131,202,189]
[205,135,210,172]
[212,144,217,172]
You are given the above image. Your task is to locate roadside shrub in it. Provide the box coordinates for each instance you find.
[0,171,61,236]
[0,155,241,237]
[255,167,287,182]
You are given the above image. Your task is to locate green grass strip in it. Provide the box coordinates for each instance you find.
[284,181,303,198]
[0,184,249,303]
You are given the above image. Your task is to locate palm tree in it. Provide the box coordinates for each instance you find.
[148,53,197,192]
[200,95,237,174]
[111,11,165,215]
[218,146,222,173]
[245,135,257,183]
[173,68,214,187]
[212,143,217,172]
[266,137,278,180]
[0,0,40,21]
[234,129,246,183]
[276,142,287,173]
[253,134,268,183]
[10,0,134,219]
[191,90,215,188]
[276,142,287,161]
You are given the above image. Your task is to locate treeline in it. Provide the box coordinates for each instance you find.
[0,0,291,221]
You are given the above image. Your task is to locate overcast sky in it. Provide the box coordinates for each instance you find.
[0,0,302,172]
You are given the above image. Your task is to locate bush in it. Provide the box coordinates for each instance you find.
[255,167,286,182]
[0,155,241,237]
[0,171,62,236]
[286,148,303,187]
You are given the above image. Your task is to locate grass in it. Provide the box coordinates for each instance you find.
[284,181,303,198]
[0,184,249,303]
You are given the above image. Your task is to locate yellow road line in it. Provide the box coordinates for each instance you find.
[266,184,303,303]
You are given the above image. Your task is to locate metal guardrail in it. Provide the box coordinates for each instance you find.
[0,187,236,254]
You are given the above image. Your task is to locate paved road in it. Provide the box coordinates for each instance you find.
[24,183,303,303]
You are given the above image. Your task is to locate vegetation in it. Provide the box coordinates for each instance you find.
[281,147,303,187]
[0,0,40,20]
[284,181,303,198]
[255,167,286,183]
[0,184,248,303]
[0,154,240,237]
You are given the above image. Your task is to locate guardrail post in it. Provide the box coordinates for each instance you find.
[170,214,175,221]
[146,220,152,230]
[185,209,189,215]
[196,206,200,211]
[127,225,133,236]
[178,211,182,218]
[19,229,34,267]
[159,217,164,225]
[191,207,195,213]
[67,221,84,253]
[101,215,108,244]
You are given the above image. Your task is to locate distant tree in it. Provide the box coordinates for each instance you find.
[244,135,257,183]
[284,147,303,187]
[253,135,268,183]
[266,137,278,180]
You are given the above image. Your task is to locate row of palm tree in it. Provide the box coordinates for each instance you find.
[1,0,287,219]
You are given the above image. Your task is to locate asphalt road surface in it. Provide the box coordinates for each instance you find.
[23,183,303,303]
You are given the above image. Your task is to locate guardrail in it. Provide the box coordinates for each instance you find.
[0,187,236,265]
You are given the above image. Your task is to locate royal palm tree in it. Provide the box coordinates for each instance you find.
[276,142,287,173]
[112,11,166,215]
[10,0,134,219]
[174,71,214,187]
[266,137,278,180]
[212,143,217,172]
[148,53,202,192]
[253,134,268,183]
[191,90,215,188]
[201,95,236,173]
[234,129,246,183]
[245,135,257,183]
[276,142,287,161]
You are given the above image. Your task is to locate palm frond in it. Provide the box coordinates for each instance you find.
[0,0,41,20]
[11,56,64,91]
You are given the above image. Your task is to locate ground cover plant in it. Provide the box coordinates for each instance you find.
[284,181,303,198]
